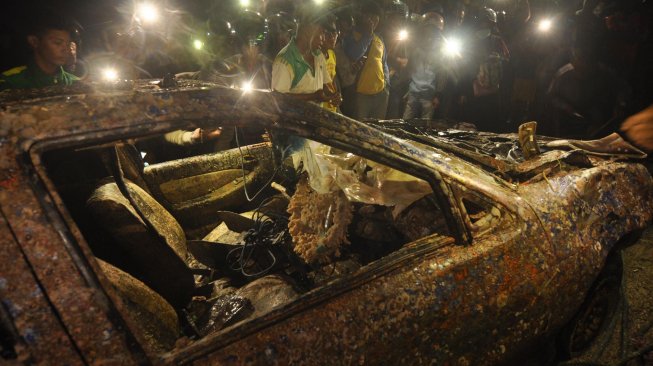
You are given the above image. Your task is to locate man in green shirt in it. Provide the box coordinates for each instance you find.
[0,17,79,90]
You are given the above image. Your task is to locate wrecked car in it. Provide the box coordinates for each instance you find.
[1,81,652,365]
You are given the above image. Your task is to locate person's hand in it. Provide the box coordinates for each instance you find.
[190,128,222,143]
[621,105,653,151]
[314,89,342,105]
[204,128,223,140]
[324,89,343,105]
[432,97,441,110]
[352,56,367,72]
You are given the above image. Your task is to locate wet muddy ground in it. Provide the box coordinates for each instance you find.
[563,225,653,366]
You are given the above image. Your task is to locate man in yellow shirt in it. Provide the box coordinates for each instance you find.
[342,2,389,120]
[320,17,341,112]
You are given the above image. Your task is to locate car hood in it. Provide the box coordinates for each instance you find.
[366,119,646,178]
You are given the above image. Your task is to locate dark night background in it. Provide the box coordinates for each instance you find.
[0,0,215,72]
[1,0,652,111]
[1,0,113,71]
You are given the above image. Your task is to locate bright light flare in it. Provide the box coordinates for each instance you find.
[193,39,204,50]
[397,29,408,41]
[538,19,553,32]
[314,0,326,5]
[443,38,462,57]
[102,68,119,82]
[241,81,253,93]
[239,0,250,7]
[136,3,159,24]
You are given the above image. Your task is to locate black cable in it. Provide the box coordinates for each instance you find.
[224,194,292,278]
[235,126,290,202]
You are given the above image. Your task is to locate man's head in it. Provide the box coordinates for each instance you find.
[336,12,354,36]
[449,2,466,27]
[27,16,77,73]
[421,12,445,32]
[296,5,325,52]
[65,41,78,72]
[231,10,268,60]
[383,0,409,33]
[320,16,339,51]
[267,11,297,54]
[359,2,383,35]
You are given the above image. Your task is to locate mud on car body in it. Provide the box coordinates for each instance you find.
[0,81,651,365]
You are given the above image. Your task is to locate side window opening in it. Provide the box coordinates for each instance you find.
[37,131,454,355]
[453,186,503,236]
[463,198,488,224]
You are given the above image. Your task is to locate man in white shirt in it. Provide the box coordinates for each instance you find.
[271,10,341,105]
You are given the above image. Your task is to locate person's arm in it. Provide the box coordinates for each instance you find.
[547,73,583,118]
[380,36,390,87]
[621,104,653,151]
[334,45,356,87]
[164,130,196,146]
[322,54,333,86]
[496,36,510,61]
[321,56,342,106]
[164,128,222,146]
[280,90,337,103]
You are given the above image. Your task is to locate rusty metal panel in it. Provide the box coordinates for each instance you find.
[0,144,144,365]
[0,212,82,365]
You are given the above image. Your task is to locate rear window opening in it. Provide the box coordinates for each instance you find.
[37,127,453,354]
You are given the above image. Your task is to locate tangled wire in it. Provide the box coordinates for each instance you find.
[225,196,291,278]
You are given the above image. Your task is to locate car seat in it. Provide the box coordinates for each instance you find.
[87,145,196,309]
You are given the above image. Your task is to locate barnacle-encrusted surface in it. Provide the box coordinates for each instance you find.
[287,176,353,264]
[2,83,652,365]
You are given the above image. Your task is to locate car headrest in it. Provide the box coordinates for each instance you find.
[115,144,151,194]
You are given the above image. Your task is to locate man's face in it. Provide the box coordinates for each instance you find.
[361,14,380,33]
[337,17,353,35]
[30,29,72,67]
[308,24,325,51]
[324,25,339,50]
[66,41,77,67]
[241,40,261,60]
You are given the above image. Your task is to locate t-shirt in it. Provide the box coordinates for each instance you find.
[0,62,79,90]
[357,33,386,95]
[342,30,389,94]
[271,38,331,94]
[321,49,338,112]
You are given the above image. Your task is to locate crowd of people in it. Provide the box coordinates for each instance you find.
[2,0,653,149]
